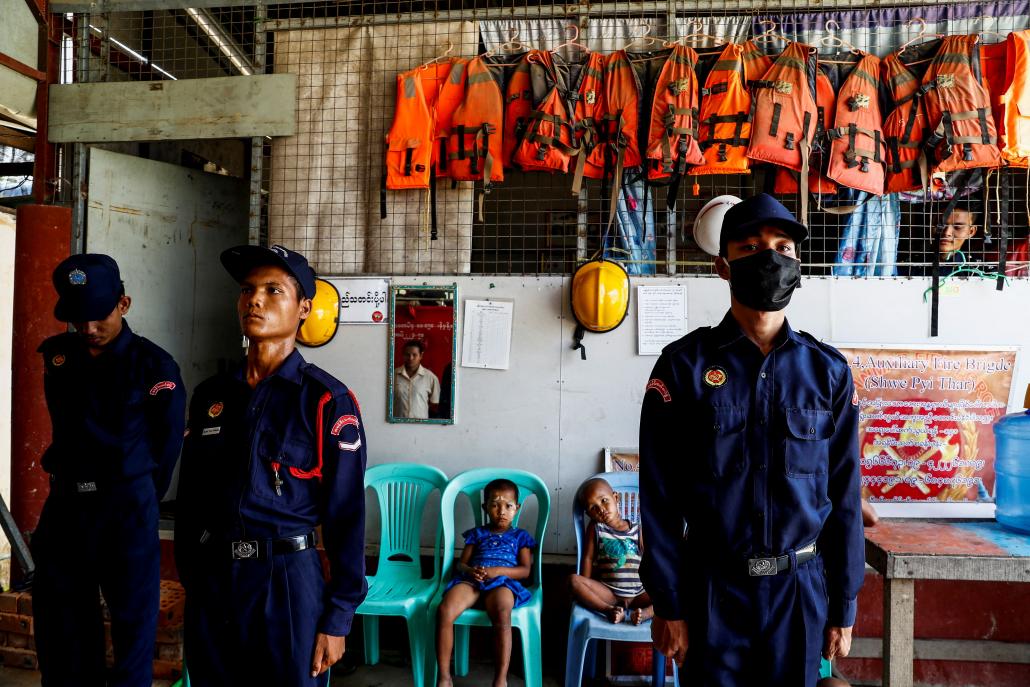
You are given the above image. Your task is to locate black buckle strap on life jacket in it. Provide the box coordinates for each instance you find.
[930,169,971,336]
[667,172,683,212]
[979,107,991,145]
[847,123,858,168]
[887,136,902,173]
[874,130,883,163]
[380,173,387,219]
[770,102,782,137]
[701,82,729,96]
[403,148,414,176]
[457,125,467,160]
[439,139,448,172]
[996,169,1008,291]
[901,104,919,146]
[429,171,438,241]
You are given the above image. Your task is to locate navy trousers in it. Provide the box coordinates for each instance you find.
[685,555,828,687]
[183,546,329,687]
[32,478,160,687]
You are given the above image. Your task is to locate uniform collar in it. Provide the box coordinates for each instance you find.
[102,319,134,356]
[397,364,426,380]
[234,347,306,386]
[710,310,813,351]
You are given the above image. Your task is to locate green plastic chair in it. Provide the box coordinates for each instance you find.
[429,468,551,687]
[356,462,449,687]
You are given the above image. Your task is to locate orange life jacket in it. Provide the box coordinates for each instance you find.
[980,40,1008,143]
[570,51,607,191]
[1001,30,1030,167]
[447,56,505,185]
[741,39,772,86]
[921,35,1001,173]
[645,44,705,182]
[384,58,467,190]
[774,66,837,195]
[598,50,642,178]
[512,51,578,174]
[502,51,537,169]
[747,42,818,172]
[881,43,938,193]
[826,52,887,195]
[692,42,757,176]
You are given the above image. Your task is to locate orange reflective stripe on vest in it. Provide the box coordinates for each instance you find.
[826,53,887,195]
[921,35,1001,173]
[570,51,607,190]
[692,43,754,176]
[513,51,579,174]
[646,44,705,181]
[882,47,934,193]
[447,57,505,185]
[741,40,772,88]
[774,67,837,195]
[385,58,467,190]
[1001,30,1030,167]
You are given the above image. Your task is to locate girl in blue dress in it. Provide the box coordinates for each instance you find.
[436,478,536,687]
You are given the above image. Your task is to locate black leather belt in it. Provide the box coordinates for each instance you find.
[230,531,317,560]
[747,541,817,577]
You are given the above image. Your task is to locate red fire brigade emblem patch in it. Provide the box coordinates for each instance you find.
[703,366,727,388]
[331,415,359,436]
[208,402,224,418]
[149,381,176,395]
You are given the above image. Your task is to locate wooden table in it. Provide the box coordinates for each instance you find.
[864,519,1030,687]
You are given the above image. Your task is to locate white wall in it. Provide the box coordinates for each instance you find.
[302,275,1030,556]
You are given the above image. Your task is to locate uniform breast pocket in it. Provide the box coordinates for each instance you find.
[783,408,834,477]
[255,430,317,501]
[701,406,748,479]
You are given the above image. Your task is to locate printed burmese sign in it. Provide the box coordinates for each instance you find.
[837,347,1018,503]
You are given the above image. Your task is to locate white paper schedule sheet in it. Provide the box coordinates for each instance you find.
[637,284,688,355]
[461,299,514,370]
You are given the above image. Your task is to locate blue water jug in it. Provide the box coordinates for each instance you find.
[995,385,1030,534]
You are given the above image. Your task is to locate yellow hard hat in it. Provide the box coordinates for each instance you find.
[298,278,340,347]
[570,259,629,360]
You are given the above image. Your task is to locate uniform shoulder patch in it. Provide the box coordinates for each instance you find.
[149,380,176,395]
[331,414,360,435]
[51,353,66,368]
[645,378,672,403]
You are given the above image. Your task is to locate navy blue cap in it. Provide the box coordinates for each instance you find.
[719,193,808,256]
[52,253,123,322]
[220,244,316,299]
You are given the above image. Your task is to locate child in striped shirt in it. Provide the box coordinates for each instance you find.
[569,478,654,624]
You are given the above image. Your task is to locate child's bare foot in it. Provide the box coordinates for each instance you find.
[604,605,625,623]
[437,676,453,687]
[631,606,654,625]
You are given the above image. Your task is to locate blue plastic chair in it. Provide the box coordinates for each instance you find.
[356,462,449,687]
[565,471,680,687]
[429,468,551,687]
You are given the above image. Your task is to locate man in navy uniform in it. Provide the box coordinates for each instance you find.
[175,244,367,686]
[33,254,186,686]
[639,194,864,686]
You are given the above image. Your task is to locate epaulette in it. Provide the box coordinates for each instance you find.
[661,327,710,356]
[799,331,849,365]
[301,363,350,401]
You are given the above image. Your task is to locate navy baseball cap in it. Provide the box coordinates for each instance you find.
[719,193,809,256]
[220,244,317,299]
[52,253,123,322]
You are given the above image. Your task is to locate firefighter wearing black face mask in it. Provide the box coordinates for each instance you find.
[638,193,865,685]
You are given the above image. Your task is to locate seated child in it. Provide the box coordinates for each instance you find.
[568,477,653,624]
[436,478,536,687]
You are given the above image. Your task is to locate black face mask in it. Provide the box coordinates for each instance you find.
[727,249,801,312]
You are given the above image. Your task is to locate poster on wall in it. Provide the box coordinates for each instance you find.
[461,299,514,370]
[337,278,389,324]
[836,345,1019,517]
[637,284,688,355]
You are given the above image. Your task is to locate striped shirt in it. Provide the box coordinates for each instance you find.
[594,520,645,598]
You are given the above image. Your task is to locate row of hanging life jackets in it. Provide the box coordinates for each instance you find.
[383,30,1030,209]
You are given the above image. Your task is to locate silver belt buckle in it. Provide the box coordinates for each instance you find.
[231,540,260,560]
[76,481,97,493]
[748,557,777,576]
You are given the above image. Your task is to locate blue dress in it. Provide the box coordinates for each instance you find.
[445,526,536,608]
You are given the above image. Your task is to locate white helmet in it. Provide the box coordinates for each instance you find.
[693,195,742,256]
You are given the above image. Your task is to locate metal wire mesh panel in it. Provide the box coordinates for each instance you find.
[59,0,1030,279]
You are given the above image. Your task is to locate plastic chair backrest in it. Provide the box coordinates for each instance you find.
[440,468,551,589]
[365,462,449,580]
[573,471,640,574]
